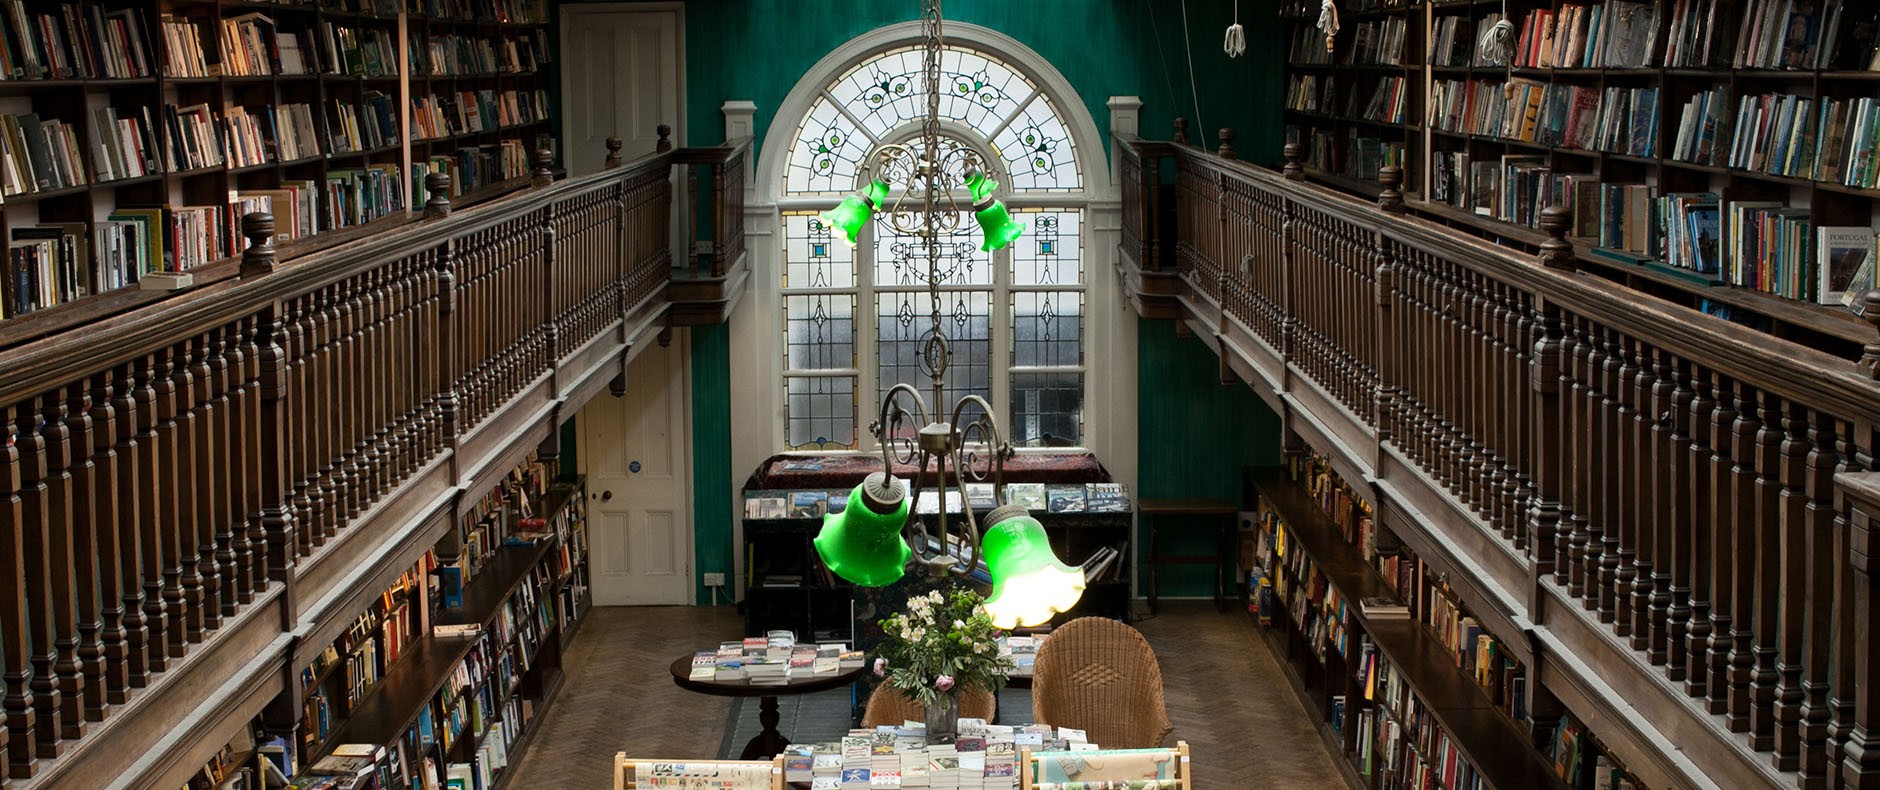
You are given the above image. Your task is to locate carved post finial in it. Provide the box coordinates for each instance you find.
[656,124,673,153]
[1538,205,1576,272]
[1859,291,1880,379]
[532,148,555,187]
[1283,142,1305,180]
[1377,165,1405,213]
[423,172,452,219]
[239,212,276,277]
[1217,128,1237,160]
[605,136,623,169]
[1172,116,1189,146]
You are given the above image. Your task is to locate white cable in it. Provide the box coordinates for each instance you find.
[1476,18,1514,66]
[1224,0,1246,58]
[1180,0,1207,150]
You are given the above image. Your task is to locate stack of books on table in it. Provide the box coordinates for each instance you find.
[703,632,863,683]
[788,721,1093,790]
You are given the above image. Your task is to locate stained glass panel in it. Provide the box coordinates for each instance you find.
[872,209,991,287]
[1012,291,1082,368]
[785,294,855,370]
[1010,371,1083,447]
[785,98,870,194]
[877,290,991,412]
[782,212,855,289]
[991,97,1080,191]
[827,46,1035,143]
[786,375,858,450]
[1010,209,1083,286]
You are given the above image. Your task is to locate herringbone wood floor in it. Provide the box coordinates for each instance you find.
[505,602,1346,789]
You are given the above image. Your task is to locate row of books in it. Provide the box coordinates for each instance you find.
[0,1,152,80]
[296,558,424,759]
[743,482,1133,519]
[1429,14,1505,69]
[1285,73,1334,114]
[414,30,550,76]
[1725,92,1880,187]
[409,88,550,140]
[1505,1,1661,69]
[1248,502,1349,662]
[330,93,401,154]
[1346,18,1409,66]
[224,103,325,168]
[409,0,549,26]
[412,142,528,196]
[1428,79,1658,157]
[1289,25,1333,66]
[1550,713,1643,789]
[1733,0,1860,70]
[444,450,551,594]
[1363,76,1409,125]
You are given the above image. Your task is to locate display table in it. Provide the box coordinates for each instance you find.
[667,656,866,760]
[1140,497,1238,612]
[779,722,1102,789]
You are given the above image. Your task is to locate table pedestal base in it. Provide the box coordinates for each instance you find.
[739,695,790,760]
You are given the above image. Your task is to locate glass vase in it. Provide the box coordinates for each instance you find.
[924,690,960,744]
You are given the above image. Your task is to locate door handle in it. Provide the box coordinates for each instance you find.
[600,490,614,501]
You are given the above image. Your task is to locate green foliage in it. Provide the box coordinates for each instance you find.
[873,587,1014,707]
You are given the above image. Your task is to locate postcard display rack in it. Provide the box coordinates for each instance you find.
[740,480,1135,639]
[237,459,590,790]
[1283,0,1880,354]
[1241,453,1649,790]
[0,0,551,325]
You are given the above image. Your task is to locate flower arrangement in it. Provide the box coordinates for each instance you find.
[873,587,1014,707]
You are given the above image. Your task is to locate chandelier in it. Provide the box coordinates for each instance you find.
[811,0,1086,630]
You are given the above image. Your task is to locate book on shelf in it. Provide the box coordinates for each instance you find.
[1005,482,1045,510]
[744,490,788,520]
[1359,595,1409,620]
[160,14,210,77]
[1084,482,1128,513]
[1044,484,1084,513]
[0,2,155,80]
[790,490,828,518]
[0,112,88,194]
[88,106,158,183]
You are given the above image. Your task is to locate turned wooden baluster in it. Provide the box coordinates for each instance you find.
[1646,349,1676,665]
[1705,372,1740,713]
[185,337,221,634]
[111,366,147,688]
[1627,339,1657,649]
[1718,381,1759,733]
[87,374,129,704]
[169,343,206,643]
[1747,390,1784,753]
[1528,300,1565,579]
[1,406,35,778]
[207,328,239,614]
[356,270,383,507]
[1669,357,1699,677]
[286,298,315,557]
[256,304,297,582]
[130,357,169,673]
[1683,364,1718,694]
[229,321,264,596]
[339,277,366,523]
[40,398,82,740]
[16,400,68,755]
[60,384,104,723]
[1773,402,1812,770]
[1559,318,1586,590]
[1610,333,1638,635]
[1844,466,1880,789]
[1797,413,1845,783]
[436,238,461,448]
[1592,330,1620,623]
[314,287,341,540]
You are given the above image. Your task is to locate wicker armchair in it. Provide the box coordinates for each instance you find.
[861,682,998,727]
[1029,617,1172,748]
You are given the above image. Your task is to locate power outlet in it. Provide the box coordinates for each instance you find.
[703,572,726,587]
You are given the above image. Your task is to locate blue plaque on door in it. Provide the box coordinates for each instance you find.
[629,460,642,473]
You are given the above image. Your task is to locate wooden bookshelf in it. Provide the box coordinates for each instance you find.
[1246,465,1574,790]
[0,0,551,329]
[1283,0,1880,355]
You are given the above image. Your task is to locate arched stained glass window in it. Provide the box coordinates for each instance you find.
[779,43,1087,452]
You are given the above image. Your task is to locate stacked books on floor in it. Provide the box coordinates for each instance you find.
[784,722,1095,790]
[698,631,864,684]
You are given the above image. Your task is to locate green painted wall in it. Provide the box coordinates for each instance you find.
[1134,318,1279,595]
[555,1,1285,602]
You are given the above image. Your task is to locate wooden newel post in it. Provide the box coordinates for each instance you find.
[423,173,451,219]
[1377,166,1405,213]
[605,137,623,169]
[1841,479,1880,789]
[239,213,276,278]
[655,124,673,153]
[1538,205,1576,272]
[1217,128,1237,160]
[1282,143,1305,180]
[532,148,554,187]
[1858,291,1880,381]
[1172,116,1189,146]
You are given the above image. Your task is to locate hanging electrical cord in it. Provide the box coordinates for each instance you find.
[1475,0,1515,96]
[1316,0,1340,54]
[1224,0,1246,58]
[1179,0,1208,150]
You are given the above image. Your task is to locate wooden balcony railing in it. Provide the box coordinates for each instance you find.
[1119,134,1880,790]
[0,135,697,789]
[669,135,752,326]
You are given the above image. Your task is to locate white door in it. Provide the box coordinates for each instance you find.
[580,335,693,605]
[560,4,683,176]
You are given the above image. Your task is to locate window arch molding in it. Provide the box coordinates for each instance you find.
[736,20,1122,462]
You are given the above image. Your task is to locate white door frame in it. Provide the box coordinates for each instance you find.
[558,2,687,161]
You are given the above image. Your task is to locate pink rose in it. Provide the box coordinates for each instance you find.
[873,658,888,677]
[935,674,955,692]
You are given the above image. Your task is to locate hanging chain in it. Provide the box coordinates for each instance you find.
[921,0,948,409]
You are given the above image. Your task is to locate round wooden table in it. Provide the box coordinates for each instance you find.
[667,656,866,759]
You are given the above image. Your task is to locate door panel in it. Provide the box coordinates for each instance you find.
[581,336,692,605]
[561,7,680,176]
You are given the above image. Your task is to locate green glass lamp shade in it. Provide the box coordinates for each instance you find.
[965,171,1022,252]
[820,179,890,246]
[980,505,1086,629]
[813,473,913,587]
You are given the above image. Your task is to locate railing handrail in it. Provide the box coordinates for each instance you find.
[1153,138,1880,429]
[0,147,679,405]
[670,136,752,167]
